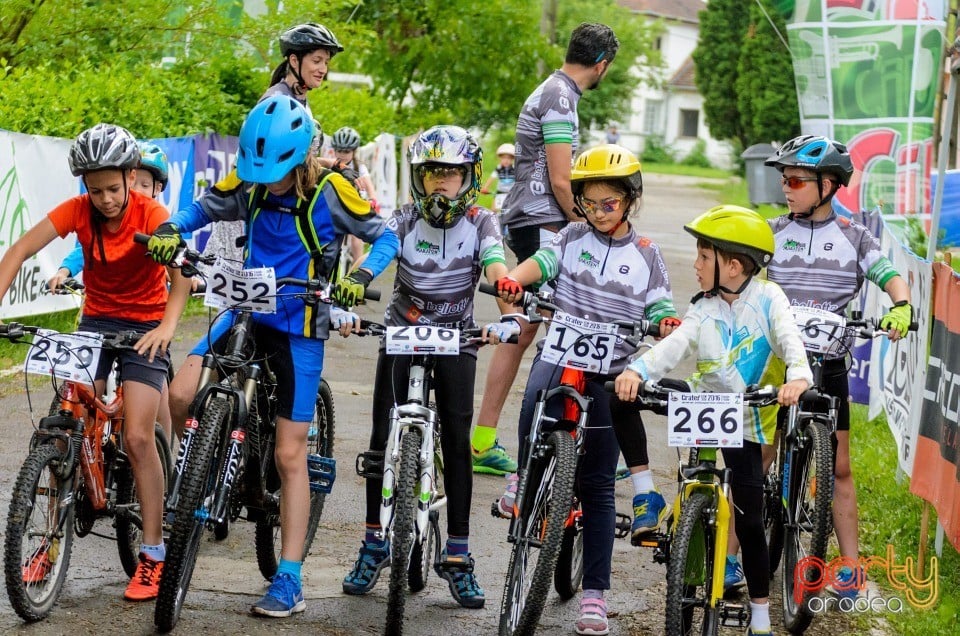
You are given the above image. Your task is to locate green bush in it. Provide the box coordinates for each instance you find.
[679,139,713,169]
[641,135,674,164]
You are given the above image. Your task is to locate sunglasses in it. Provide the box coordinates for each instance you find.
[421,165,466,180]
[579,196,623,215]
[781,175,819,190]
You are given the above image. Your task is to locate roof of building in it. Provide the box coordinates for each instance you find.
[667,56,697,89]
[618,0,704,24]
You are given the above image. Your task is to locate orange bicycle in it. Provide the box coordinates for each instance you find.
[2,323,171,621]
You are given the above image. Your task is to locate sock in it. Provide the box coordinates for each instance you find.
[446,535,469,556]
[583,588,604,600]
[140,542,166,562]
[472,424,497,453]
[749,601,771,630]
[726,555,739,566]
[277,558,302,581]
[630,469,656,495]
[365,524,385,547]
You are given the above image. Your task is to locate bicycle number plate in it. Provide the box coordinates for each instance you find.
[25,330,103,381]
[791,306,845,354]
[494,193,507,211]
[540,311,618,373]
[667,393,743,448]
[385,326,460,355]
[204,258,276,313]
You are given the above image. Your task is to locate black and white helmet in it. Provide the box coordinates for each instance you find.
[280,22,344,58]
[332,127,361,151]
[68,124,140,177]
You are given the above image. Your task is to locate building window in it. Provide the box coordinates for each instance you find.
[679,109,699,138]
[643,99,662,134]
[654,36,662,51]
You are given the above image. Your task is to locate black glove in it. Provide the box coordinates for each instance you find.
[332,269,374,308]
[146,223,182,264]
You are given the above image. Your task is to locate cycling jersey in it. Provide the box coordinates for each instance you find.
[499,70,581,231]
[383,204,505,351]
[493,165,516,194]
[627,278,813,444]
[47,190,169,321]
[532,222,678,374]
[169,170,399,339]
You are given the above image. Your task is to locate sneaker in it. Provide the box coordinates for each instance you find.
[472,440,518,475]
[497,473,520,518]
[21,545,52,584]
[575,597,609,635]
[124,553,164,601]
[615,464,630,480]
[745,628,774,636]
[434,551,485,609]
[342,541,390,595]
[631,490,667,538]
[826,566,864,601]
[251,572,306,617]
[724,556,747,594]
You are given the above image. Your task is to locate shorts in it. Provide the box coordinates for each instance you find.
[190,312,325,422]
[776,357,850,432]
[505,223,565,292]
[77,316,170,392]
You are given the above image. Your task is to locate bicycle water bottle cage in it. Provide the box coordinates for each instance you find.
[355,450,385,478]
[307,454,336,494]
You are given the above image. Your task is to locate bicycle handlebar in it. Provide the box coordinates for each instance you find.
[602,379,793,408]
[351,320,484,343]
[0,323,144,349]
[41,277,85,295]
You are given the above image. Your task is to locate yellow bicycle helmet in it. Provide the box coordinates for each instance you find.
[570,144,643,197]
[684,205,775,270]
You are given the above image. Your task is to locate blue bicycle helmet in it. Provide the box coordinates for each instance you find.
[237,95,315,183]
[138,142,169,191]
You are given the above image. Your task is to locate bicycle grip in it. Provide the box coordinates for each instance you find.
[604,380,615,393]
[364,288,381,302]
[477,282,497,296]
[133,232,150,245]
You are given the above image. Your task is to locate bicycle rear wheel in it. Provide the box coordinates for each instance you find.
[781,420,833,634]
[385,428,422,636]
[665,491,720,636]
[155,397,229,633]
[498,429,576,636]
[764,437,785,579]
[116,424,172,577]
[553,502,583,600]
[4,443,77,622]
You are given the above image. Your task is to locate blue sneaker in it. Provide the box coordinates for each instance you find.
[472,440,518,475]
[342,541,390,595]
[827,566,864,601]
[435,551,485,609]
[251,572,306,617]
[631,490,667,539]
[724,556,746,594]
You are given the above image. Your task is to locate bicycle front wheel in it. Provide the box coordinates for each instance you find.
[385,428,422,636]
[498,429,576,636]
[553,501,583,600]
[781,420,833,634]
[155,397,229,633]
[4,443,77,622]
[665,491,720,636]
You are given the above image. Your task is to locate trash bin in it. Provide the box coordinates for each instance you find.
[741,143,787,206]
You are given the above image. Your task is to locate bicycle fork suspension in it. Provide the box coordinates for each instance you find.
[166,359,218,515]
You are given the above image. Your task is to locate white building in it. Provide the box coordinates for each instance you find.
[612,0,735,169]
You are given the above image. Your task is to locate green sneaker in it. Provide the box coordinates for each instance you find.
[472,440,518,475]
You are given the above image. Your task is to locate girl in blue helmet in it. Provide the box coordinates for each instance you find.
[146,94,400,617]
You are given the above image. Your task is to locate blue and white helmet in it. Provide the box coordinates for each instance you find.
[408,125,482,228]
[765,135,854,186]
[237,95,315,184]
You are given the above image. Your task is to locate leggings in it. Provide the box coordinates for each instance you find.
[721,441,768,598]
[365,350,476,537]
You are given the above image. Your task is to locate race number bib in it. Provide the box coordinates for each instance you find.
[667,393,744,448]
[25,330,103,381]
[204,258,276,313]
[494,193,507,211]
[791,306,845,354]
[385,326,460,355]
[540,311,618,374]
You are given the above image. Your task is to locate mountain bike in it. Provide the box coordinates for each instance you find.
[151,240,361,632]
[764,309,918,634]
[485,285,658,636]
[617,379,783,636]
[354,320,488,636]
[2,324,172,621]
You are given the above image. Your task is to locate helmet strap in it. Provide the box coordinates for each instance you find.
[288,55,308,95]
[789,173,838,221]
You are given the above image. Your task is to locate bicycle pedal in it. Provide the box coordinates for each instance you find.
[436,554,471,572]
[307,454,336,494]
[355,450,384,478]
[719,601,749,628]
[490,501,512,519]
[630,530,663,548]
[614,512,631,539]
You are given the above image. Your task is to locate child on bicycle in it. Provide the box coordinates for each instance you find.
[0,124,192,601]
[145,95,400,617]
[341,125,508,610]
[479,143,516,214]
[613,204,813,636]
[762,135,911,597]
[330,126,379,267]
[491,144,681,635]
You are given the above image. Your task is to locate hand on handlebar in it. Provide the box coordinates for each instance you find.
[330,306,362,338]
[134,322,175,363]
[614,368,644,403]
[658,316,681,338]
[494,275,524,304]
[482,319,521,345]
[332,269,373,309]
[879,302,912,341]
[146,223,182,265]
[46,268,72,294]
[777,378,810,407]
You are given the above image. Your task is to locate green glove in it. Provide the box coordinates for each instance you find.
[146,223,182,264]
[332,269,373,308]
[879,302,912,338]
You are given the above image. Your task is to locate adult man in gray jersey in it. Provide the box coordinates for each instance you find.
[471,23,620,475]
